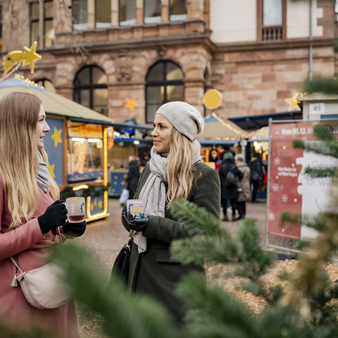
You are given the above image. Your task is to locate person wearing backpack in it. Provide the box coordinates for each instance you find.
[219,152,243,221]
[249,153,265,203]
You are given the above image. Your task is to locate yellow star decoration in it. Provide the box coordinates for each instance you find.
[90,203,94,212]
[22,41,41,74]
[98,200,103,209]
[285,93,301,111]
[2,50,23,74]
[51,127,62,147]
[48,163,55,178]
[125,98,137,112]
[93,198,97,206]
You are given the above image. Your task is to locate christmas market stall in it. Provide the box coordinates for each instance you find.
[106,119,152,197]
[0,75,114,222]
[197,113,248,169]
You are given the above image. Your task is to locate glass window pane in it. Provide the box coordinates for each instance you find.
[147,63,163,81]
[87,141,103,170]
[167,85,184,101]
[75,67,90,86]
[93,68,107,84]
[73,0,88,30]
[144,0,161,24]
[170,0,187,21]
[93,88,108,115]
[80,89,90,107]
[31,22,39,45]
[166,62,183,81]
[96,0,111,28]
[44,19,54,47]
[147,86,163,103]
[31,2,39,20]
[263,0,282,26]
[45,1,53,18]
[119,0,136,26]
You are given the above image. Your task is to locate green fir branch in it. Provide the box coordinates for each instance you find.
[238,219,274,275]
[170,234,239,265]
[303,77,338,95]
[176,272,257,338]
[293,139,338,159]
[170,199,223,236]
[54,242,180,338]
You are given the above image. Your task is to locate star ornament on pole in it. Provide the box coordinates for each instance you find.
[2,41,41,76]
[125,98,137,112]
[22,41,41,73]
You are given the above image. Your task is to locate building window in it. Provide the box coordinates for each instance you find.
[36,79,56,92]
[74,66,108,115]
[96,0,111,28]
[119,0,136,26]
[29,0,54,48]
[258,0,286,41]
[72,0,88,30]
[144,0,161,24]
[169,0,187,22]
[145,60,184,123]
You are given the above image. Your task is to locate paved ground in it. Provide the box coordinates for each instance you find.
[74,197,268,282]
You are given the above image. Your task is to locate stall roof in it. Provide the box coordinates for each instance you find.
[228,111,302,130]
[197,113,248,139]
[248,126,269,141]
[0,76,114,125]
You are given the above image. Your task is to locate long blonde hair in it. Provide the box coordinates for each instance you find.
[167,128,197,205]
[0,92,59,228]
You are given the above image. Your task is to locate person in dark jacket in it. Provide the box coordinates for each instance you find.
[126,155,140,199]
[249,153,265,203]
[120,101,220,325]
[219,152,243,221]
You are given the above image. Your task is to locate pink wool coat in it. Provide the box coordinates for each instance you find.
[0,173,78,337]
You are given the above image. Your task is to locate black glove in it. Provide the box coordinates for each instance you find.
[38,200,68,234]
[62,221,86,237]
[121,206,149,233]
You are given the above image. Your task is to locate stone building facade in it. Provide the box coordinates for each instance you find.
[0,0,337,125]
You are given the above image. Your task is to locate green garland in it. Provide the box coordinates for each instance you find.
[60,184,110,200]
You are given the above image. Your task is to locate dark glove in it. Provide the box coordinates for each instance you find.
[121,206,149,233]
[38,200,68,234]
[62,221,86,237]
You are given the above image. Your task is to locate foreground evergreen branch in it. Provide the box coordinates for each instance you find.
[303,77,338,95]
[53,242,180,338]
[0,323,52,338]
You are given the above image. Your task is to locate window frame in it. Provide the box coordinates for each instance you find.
[29,0,54,48]
[145,60,184,123]
[257,0,286,42]
[169,0,187,22]
[119,0,136,26]
[143,0,162,25]
[73,65,108,116]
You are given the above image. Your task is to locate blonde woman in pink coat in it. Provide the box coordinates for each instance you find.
[0,92,85,337]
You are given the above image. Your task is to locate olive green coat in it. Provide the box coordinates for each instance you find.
[127,161,220,324]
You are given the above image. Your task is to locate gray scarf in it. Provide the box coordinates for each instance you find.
[37,152,49,193]
[133,140,201,252]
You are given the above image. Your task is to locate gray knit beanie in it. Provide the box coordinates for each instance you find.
[155,101,204,141]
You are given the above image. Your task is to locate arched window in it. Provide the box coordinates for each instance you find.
[145,60,184,123]
[73,66,108,115]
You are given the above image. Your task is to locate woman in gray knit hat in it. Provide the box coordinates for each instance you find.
[120,101,221,324]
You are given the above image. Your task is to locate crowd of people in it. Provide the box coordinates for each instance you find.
[0,92,265,334]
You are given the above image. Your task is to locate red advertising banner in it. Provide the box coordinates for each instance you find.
[268,120,337,241]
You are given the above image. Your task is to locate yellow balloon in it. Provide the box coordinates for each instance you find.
[203,89,222,110]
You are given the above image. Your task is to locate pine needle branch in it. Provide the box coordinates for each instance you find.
[54,242,180,338]
[171,234,239,265]
[176,272,258,338]
[170,199,223,236]
[293,139,338,158]
[303,77,338,95]
[238,219,274,276]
